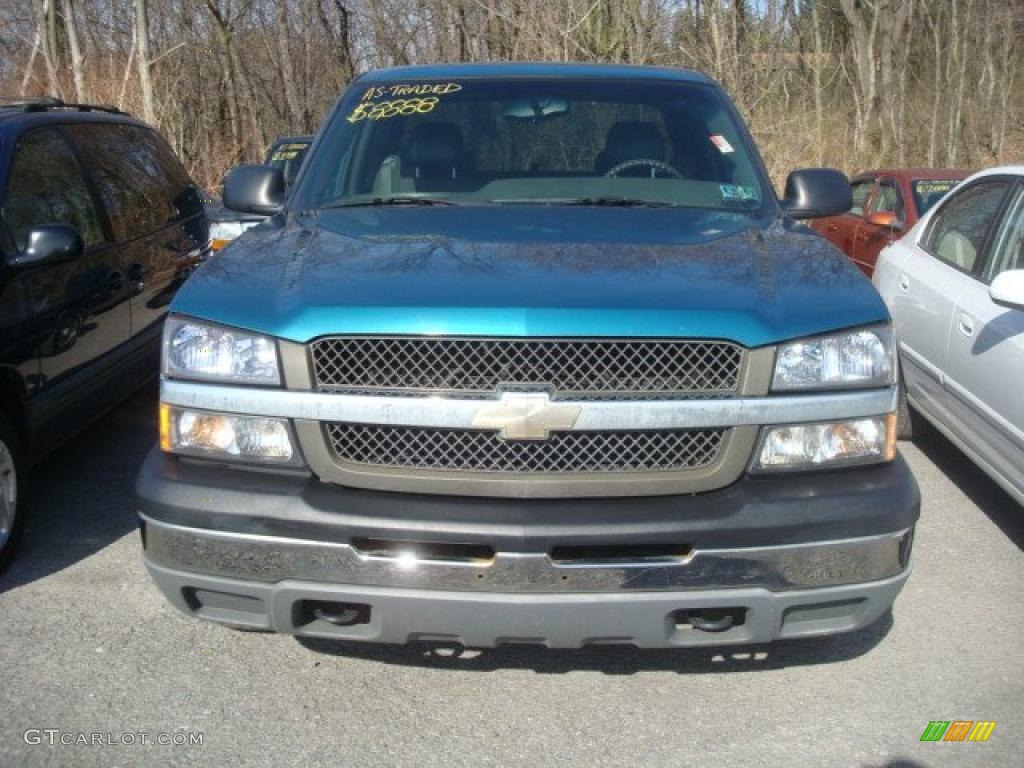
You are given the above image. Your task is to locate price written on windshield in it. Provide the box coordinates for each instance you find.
[347,82,462,123]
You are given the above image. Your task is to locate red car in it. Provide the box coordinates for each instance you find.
[811,168,969,276]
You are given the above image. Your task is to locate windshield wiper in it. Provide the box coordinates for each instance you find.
[565,196,677,208]
[491,196,677,208]
[320,196,459,210]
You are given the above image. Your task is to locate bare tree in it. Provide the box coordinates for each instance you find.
[20,29,41,94]
[275,2,305,130]
[810,0,825,166]
[5,0,1021,190]
[135,0,156,123]
[37,0,62,97]
[61,0,86,102]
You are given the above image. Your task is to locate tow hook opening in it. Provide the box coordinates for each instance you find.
[422,641,468,659]
[299,600,372,628]
[673,607,746,633]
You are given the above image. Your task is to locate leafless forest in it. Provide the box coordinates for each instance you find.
[2,1,1022,191]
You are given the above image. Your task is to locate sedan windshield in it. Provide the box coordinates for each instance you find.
[299,78,768,212]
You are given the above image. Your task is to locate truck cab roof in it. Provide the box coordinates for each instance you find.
[357,62,714,85]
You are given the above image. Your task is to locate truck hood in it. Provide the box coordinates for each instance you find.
[172,206,888,347]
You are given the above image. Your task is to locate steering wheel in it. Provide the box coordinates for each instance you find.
[605,159,683,179]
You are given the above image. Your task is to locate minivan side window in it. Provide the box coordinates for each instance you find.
[126,126,203,218]
[64,123,175,241]
[923,181,1009,274]
[3,127,104,251]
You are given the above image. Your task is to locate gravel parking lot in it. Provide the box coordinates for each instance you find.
[1,383,1021,768]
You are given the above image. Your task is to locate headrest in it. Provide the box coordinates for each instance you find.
[406,123,465,169]
[601,121,666,166]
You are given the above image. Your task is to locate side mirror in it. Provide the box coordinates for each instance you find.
[223,164,284,215]
[865,211,904,231]
[10,224,84,269]
[989,269,1024,310]
[781,168,853,220]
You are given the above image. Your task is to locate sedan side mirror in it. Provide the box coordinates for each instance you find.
[989,269,1024,311]
[781,168,853,220]
[865,211,905,231]
[223,164,285,215]
[10,224,84,269]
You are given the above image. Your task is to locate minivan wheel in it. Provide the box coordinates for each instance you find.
[0,412,24,573]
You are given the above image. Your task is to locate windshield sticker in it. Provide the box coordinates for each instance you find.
[710,134,735,153]
[720,184,758,202]
[271,144,307,161]
[347,83,462,124]
[914,180,958,197]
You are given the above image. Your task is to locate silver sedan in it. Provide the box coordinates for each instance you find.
[874,166,1024,505]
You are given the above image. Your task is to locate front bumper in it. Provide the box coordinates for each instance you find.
[146,559,909,648]
[137,449,918,647]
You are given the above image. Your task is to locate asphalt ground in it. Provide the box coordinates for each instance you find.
[1,383,1021,767]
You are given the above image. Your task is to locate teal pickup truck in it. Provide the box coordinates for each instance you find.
[137,63,918,648]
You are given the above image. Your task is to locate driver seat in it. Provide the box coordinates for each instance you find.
[594,121,668,175]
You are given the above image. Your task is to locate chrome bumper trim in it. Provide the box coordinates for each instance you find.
[140,514,911,593]
[160,379,898,431]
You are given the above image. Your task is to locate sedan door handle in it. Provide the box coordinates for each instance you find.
[898,274,910,292]
[958,314,974,337]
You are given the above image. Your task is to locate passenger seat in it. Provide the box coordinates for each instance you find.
[371,123,474,196]
[936,230,977,271]
[402,123,474,191]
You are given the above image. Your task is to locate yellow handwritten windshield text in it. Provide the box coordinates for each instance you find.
[360,82,462,102]
[347,97,441,123]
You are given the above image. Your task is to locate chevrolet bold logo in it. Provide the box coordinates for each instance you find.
[471,393,582,440]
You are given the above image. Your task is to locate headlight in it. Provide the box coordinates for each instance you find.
[772,326,895,391]
[163,316,280,385]
[160,404,300,465]
[753,414,896,472]
[209,220,245,251]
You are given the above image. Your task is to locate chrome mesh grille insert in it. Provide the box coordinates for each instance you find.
[325,424,726,473]
[310,337,743,397]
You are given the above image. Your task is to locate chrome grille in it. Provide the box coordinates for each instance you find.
[325,424,726,474]
[310,337,743,397]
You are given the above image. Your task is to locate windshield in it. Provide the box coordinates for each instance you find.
[266,140,311,187]
[298,78,768,212]
[911,179,961,215]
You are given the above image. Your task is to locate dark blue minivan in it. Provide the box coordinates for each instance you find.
[0,99,207,571]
